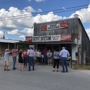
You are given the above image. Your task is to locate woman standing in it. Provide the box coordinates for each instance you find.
[36,49,42,64]
[53,49,60,72]
[47,50,52,65]
[18,49,23,71]
[22,49,28,68]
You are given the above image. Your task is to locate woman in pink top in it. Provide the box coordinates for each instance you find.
[22,49,28,68]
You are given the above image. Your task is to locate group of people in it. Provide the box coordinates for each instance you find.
[42,47,70,72]
[4,47,35,71]
[3,46,70,73]
[4,48,18,71]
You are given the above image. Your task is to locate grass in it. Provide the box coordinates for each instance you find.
[73,64,90,70]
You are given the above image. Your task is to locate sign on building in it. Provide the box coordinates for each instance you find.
[40,22,68,30]
[25,34,71,42]
[61,34,71,41]
[25,36,32,42]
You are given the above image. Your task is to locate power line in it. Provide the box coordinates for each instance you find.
[31,4,88,14]
[0,0,18,4]
[0,4,89,21]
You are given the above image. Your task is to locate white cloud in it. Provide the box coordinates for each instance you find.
[33,12,62,23]
[27,0,32,2]
[8,29,18,35]
[0,31,3,38]
[37,9,42,12]
[62,7,66,10]
[24,6,35,13]
[0,4,90,40]
[19,35,25,40]
[85,28,90,38]
[69,4,90,23]
[68,4,90,39]
[35,0,45,2]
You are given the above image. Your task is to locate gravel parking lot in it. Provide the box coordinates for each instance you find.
[0,57,90,90]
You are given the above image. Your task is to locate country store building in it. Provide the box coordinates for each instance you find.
[16,18,90,65]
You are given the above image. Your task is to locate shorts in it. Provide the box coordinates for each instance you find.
[4,59,9,65]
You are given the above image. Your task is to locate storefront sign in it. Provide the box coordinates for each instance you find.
[40,22,68,30]
[47,24,60,30]
[41,36,51,41]
[51,35,60,41]
[26,34,72,42]
[33,36,41,42]
[32,35,61,42]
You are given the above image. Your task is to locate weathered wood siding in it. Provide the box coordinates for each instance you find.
[34,18,90,64]
[34,18,79,36]
[81,22,90,64]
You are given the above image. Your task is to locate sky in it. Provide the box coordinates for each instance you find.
[0,0,90,41]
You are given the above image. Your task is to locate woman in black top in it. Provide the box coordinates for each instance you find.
[18,49,23,71]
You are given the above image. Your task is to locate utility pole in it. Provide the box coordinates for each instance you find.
[2,31,5,39]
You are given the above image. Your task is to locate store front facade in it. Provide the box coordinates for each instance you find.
[24,18,90,64]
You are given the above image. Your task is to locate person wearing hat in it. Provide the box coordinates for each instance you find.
[4,49,11,71]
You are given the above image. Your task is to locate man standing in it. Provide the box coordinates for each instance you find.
[12,48,18,70]
[27,47,35,71]
[4,49,10,71]
[43,48,48,64]
[59,47,70,73]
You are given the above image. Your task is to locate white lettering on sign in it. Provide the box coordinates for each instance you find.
[47,24,60,30]
[32,35,61,42]
[51,35,60,41]
[41,36,51,42]
[61,34,71,41]
[31,34,71,42]
[33,36,41,42]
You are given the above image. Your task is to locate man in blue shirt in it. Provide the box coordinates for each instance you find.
[59,47,70,73]
[27,47,35,71]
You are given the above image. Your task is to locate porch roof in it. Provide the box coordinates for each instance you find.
[0,39,19,43]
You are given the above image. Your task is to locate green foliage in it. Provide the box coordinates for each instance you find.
[73,64,90,70]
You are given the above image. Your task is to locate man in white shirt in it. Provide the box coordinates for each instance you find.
[4,49,10,71]
[59,47,70,73]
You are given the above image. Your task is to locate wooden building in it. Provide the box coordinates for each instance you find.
[0,39,19,55]
[18,18,90,64]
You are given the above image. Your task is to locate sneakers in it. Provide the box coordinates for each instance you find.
[4,69,10,71]
[53,70,59,72]
[12,67,16,70]
[7,69,10,71]
[57,70,59,72]
[4,69,6,71]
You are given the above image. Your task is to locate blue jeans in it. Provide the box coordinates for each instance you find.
[44,54,47,64]
[13,57,17,69]
[23,58,28,67]
[28,57,34,71]
[61,57,68,72]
